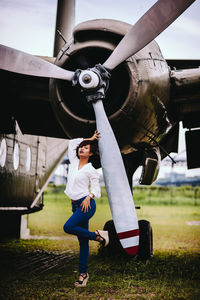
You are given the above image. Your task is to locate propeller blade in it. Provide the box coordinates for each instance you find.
[103,0,195,70]
[0,44,74,81]
[92,100,139,256]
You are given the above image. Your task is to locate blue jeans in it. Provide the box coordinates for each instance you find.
[63,197,96,273]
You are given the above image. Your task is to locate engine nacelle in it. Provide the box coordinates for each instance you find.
[50,19,171,155]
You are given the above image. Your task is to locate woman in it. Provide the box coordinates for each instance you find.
[63,130,109,287]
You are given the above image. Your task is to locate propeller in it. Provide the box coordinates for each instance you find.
[103,0,195,70]
[0,0,195,255]
[0,44,74,81]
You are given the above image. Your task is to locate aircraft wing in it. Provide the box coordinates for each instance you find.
[168,59,200,129]
[0,56,68,138]
[167,59,200,169]
[167,59,200,70]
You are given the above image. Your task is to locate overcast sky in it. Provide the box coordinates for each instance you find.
[0,0,199,58]
[0,0,199,177]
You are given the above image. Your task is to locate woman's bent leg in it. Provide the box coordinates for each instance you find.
[63,199,96,240]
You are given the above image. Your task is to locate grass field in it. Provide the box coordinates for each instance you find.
[0,185,199,299]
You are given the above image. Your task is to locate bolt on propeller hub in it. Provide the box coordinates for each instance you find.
[78,70,100,89]
[82,74,92,84]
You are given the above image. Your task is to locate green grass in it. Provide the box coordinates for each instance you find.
[0,241,199,299]
[0,185,200,299]
[137,205,200,252]
[29,185,200,253]
[133,185,200,206]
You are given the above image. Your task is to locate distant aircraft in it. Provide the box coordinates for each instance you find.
[0,0,199,258]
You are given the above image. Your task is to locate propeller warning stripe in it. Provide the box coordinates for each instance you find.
[124,245,139,256]
[118,230,139,255]
[117,228,139,240]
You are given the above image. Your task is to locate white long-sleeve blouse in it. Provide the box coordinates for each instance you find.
[64,138,101,200]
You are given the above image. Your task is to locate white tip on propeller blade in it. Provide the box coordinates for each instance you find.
[103,0,195,70]
[0,44,74,81]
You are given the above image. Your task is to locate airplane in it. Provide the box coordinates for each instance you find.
[0,0,200,259]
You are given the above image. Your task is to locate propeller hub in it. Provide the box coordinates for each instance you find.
[72,64,111,102]
[79,70,100,89]
[82,74,92,84]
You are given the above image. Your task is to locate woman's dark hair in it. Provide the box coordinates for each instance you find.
[76,140,98,160]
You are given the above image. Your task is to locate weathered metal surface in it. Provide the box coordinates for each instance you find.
[0,122,68,209]
[53,0,75,56]
[171,68,200,128]
[51,19,171,154]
